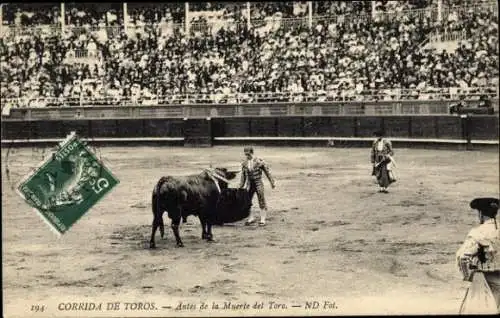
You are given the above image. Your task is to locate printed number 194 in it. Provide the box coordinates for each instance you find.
[31,305,45,312]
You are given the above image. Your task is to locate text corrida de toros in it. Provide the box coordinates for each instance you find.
[58,302,158,311]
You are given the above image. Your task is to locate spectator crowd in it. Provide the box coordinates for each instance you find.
[0,1,498,107]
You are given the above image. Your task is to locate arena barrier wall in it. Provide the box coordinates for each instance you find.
[1,115,498,150]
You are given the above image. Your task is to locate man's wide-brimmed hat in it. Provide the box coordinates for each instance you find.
[470,197,499,217]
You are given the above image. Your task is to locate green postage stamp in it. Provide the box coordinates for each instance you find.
[16,132,119,236]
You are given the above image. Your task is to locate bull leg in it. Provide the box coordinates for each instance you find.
[199,215,208,240]
[171,216,184,247]
[150,217,160,249]
[205,213,214,242]
[206,222,214,242]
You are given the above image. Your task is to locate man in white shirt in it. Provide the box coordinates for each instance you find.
[457,198,500,314]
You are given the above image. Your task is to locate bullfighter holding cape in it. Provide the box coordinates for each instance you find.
[457,197,500,314]
[370,130,397,193]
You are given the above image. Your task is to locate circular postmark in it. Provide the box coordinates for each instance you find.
[2,121,53,191]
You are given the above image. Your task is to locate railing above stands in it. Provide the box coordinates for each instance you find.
[1,87,498,109]
[2,99,498,121]
[1,0,497,39]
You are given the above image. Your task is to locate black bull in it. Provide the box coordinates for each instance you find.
[150,168,251,248]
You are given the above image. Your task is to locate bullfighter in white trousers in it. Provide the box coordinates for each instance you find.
[239,146,276,226]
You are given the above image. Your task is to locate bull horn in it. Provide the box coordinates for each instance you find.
[203,168,231,184]
[212,173,230,184]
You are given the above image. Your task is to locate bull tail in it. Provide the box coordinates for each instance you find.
[159,214,165,238]
[153,177,169,239]
[152,193,165,239]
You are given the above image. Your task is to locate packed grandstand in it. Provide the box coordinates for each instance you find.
[0,1,498,108]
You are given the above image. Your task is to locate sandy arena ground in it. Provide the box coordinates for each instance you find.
[2,145,499,317]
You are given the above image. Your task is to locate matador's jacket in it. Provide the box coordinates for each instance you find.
[370,138,394,165]
[239,157,275,210]
[457,218,500,277]
[456,218,500,311]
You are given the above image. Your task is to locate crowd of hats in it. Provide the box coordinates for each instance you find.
[0,1,498,107]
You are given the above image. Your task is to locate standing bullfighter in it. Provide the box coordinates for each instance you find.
[457,197,500,314]
[239,146,276,226]
[371,130,396,193]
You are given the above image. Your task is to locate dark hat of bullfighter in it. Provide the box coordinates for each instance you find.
[373,130,384,137]
[244,146,254,154]
[470,197,499,217]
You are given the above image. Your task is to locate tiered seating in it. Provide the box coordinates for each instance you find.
[0,1,497,106]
